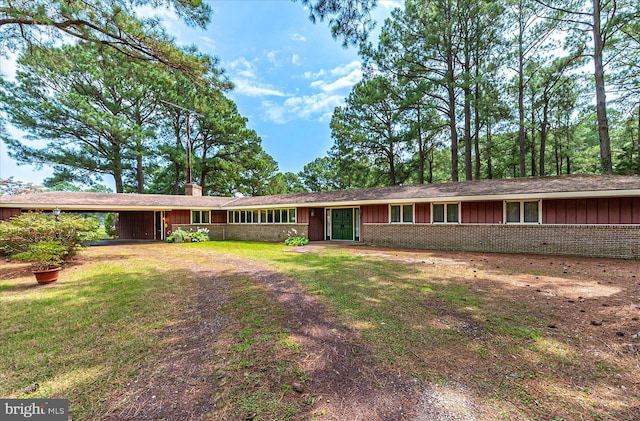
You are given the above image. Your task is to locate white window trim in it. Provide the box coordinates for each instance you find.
[227,208,297,224]
[389,204,415,224]
[190,210,210,224]
[503,200,542,224]
[431,202,461,224]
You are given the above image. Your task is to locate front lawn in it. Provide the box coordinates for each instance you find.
[1,241,637,420]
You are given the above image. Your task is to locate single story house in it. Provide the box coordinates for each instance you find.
[1,174,639,259]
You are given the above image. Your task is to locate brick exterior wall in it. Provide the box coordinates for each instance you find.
[362,223,640,259]
[172,223,308,242]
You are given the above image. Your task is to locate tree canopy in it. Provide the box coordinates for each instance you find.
[297,0,640,191]
[0,0,212,76]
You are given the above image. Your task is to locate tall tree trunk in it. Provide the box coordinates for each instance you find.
[173,162,181,195]
[539,99,549,177]
[486,123,493,179]
[200,140,209,190]
[113,173,124,193]
[637,102,640,170]
[446,24,458,182]
[136,152,144,193]
[417,107,425,184]
[388,147,396,186]
[517,2,526,177]
[473,79,481,180]
[592,0,612,174]
[463,38,473,181]
[555,135,560,175]
[464,87,472,180]
[530,94,536,176]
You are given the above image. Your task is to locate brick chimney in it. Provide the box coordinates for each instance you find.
[185,183,202,196]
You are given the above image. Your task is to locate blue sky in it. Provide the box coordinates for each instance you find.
[0,0,401,190]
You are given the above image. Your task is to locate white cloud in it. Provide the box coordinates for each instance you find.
[260,61,362,124]
[226,57,286,97]
[266,50,280,67]
[134,5,180,33]
[0,51,18,82]
[199,36,216,51]
[262,100,289,124]
[227,57,258,79]
[308,61,362,93]
[262,92,346,124]
[330,61,362,77]
[378,0,404,10]
[233,79,286,97]
[291,33,307,42]
[292,54,301,66]
[284,94,345,120]
[303,69,326,79]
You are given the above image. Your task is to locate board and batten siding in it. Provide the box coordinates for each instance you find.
[0,208,21,221]
[296,207,309,224]
[361,204,388,223]
[118,211,155,240]
[211,210,227,223]
[543,197,640,224]
[165,209,190,236]
[461,201,503,224]
[414,203,430,223]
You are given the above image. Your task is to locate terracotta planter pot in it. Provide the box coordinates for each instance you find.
[33,267,62,284]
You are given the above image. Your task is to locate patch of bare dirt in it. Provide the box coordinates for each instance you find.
[103,268,231,420]
[95,244,639,420]
[343,246,640,420]
[223,257,420,420]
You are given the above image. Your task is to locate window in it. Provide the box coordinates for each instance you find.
[390,204,414,223]
[505,200,540,224]
[432,203,459,223]
[191,210,210,224]
[228,208,297,224]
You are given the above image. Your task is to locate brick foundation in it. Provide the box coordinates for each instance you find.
[362,224,640,259]
[172,224,308,242]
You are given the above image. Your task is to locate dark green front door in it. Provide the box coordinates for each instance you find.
[331,208,353,240]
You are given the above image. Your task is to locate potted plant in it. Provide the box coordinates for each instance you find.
[12,240,69,284]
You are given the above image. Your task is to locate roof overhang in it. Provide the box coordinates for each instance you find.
[221,189,640,210]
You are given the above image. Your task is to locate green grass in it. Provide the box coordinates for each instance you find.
[0,258,190,419]
[2,241,634,420]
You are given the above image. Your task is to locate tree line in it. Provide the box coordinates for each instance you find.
[1,42,289,195]
[1,1,638,196]
[299,0,640,191]
[0,0,375,195]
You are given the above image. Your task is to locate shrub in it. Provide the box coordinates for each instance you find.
[284,236,309,246]
[188,231,210,242]
[167,227,210,243]
[166,228,188,243]
[0,212,99,257]
[104,212,119,238]
[12,240,69,271]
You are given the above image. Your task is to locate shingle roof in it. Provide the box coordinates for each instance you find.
[0,191,232,209]
[227,174,640,207]
[1,174,638,211]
